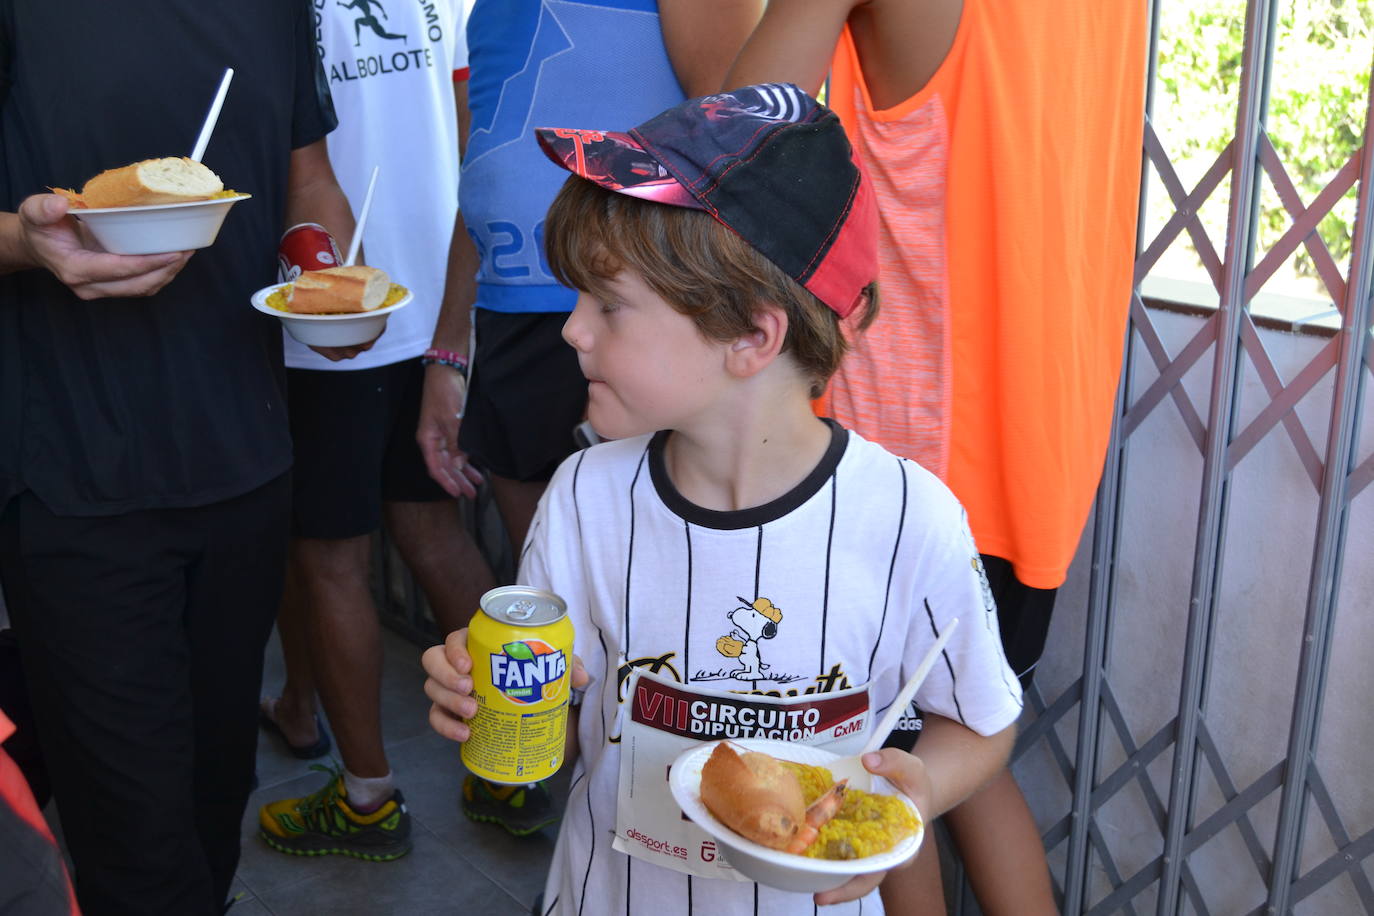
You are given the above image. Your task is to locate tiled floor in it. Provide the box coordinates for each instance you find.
[36,620,964,915]
[236,627,563,916]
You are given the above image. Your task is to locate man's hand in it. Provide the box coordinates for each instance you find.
[417,362,483,499]
[813,749,934,906]
[309,336,380,361]
[13,194,192,299]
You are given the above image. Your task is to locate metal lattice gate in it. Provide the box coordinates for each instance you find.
[1003,2,1374,914]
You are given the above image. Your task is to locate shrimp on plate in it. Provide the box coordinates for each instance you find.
[697,742,848,855]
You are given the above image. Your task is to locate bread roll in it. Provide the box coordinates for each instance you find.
[65,157,225,208]
[699,742,805,851]
[287,266,391,315]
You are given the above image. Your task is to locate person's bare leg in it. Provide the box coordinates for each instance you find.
[264,553,323,747]
[293,535,389,778]
[878,828,947,916]
[942,768,1056,916]
[383,499,495,636]
[488,475,548,558]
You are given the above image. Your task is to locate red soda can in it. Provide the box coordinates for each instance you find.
[277,222,342,283]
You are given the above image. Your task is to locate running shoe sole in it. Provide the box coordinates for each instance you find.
[461,806,560,837]
[258,829,411,861]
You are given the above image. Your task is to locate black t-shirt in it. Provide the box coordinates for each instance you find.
[0,0,337,515]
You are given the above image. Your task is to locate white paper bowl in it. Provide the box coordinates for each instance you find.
[70,195,251,255]
[668,739,923,894]
[250,281,412,347]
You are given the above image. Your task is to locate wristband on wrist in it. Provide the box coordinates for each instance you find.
[421,347,469,376]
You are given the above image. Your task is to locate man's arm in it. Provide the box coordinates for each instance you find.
[417,78,483,500]
[720,0,853,95]
[658,0,765,96]
[455,77,471,161]
[284,139,376,361]
[283,139,355,247]
[723,0,961,107]
[431,79,475,362]
[0,196,191,299]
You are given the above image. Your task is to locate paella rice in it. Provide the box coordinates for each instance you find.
[781,761,921,860]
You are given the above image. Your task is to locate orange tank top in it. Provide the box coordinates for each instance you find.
[818,2,1146,588]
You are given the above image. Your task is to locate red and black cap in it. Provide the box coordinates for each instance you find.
[535,83,877,318]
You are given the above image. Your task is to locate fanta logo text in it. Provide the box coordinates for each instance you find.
[490,640,566,704]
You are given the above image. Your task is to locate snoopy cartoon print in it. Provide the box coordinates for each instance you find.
[715,596,782,680]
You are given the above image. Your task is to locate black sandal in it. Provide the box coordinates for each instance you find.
[258,698,332,759]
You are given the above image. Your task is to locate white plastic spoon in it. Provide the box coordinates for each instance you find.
[828,616,961,789]
[344,165,380,267]
[190,69,234,163]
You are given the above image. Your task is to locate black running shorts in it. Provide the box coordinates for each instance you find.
[458,309,589,483]
[287,358,447,539]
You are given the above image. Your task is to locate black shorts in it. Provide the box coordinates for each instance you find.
[459,308,588,483]
[287,358,446,539]
[882,554,1057,750]
[984,554,1058,689]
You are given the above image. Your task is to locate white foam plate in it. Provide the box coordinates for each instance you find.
[70,195,251,255]
[669,738,923,894]
[250,281,412,347]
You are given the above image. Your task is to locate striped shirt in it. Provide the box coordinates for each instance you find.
[523,423,1022,915]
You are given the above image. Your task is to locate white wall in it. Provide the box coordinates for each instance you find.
[1014,307,1374,914]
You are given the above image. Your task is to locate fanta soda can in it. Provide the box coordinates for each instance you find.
[462,586,574,784]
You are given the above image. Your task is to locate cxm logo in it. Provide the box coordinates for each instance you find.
[491,639,568,705]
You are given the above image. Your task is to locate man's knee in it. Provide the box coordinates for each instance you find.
[383,500,466,564]
[290,535,372,588]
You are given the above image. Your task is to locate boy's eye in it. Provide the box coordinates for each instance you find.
[599,301,621,314]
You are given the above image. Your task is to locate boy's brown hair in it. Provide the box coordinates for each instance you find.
[545,176,877,399]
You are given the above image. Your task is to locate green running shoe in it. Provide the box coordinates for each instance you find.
[258,763,411,861]
[461,775,559,836]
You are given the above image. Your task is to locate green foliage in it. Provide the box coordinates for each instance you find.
[1154,0,1370,284]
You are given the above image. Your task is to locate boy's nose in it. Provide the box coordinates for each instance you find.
[563,295,593,350]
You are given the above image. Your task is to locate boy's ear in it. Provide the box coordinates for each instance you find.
[726,303,788,379]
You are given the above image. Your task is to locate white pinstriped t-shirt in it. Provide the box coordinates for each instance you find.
[521,422,1023,916]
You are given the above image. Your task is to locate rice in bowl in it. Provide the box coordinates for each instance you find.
[782,761,921,860]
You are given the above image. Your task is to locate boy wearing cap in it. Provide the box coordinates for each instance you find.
[725,5,1146,913]
[421,83,1023,914]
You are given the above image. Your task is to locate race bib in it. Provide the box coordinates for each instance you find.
[612,669,872,880]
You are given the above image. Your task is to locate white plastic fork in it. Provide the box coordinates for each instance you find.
[827,616,960,790]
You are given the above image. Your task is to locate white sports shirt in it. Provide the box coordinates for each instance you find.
[283,0,469,370]
[521,422,1024,916]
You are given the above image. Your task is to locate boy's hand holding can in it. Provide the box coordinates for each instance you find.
[422,627,480,743]
[422,626,590,745]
